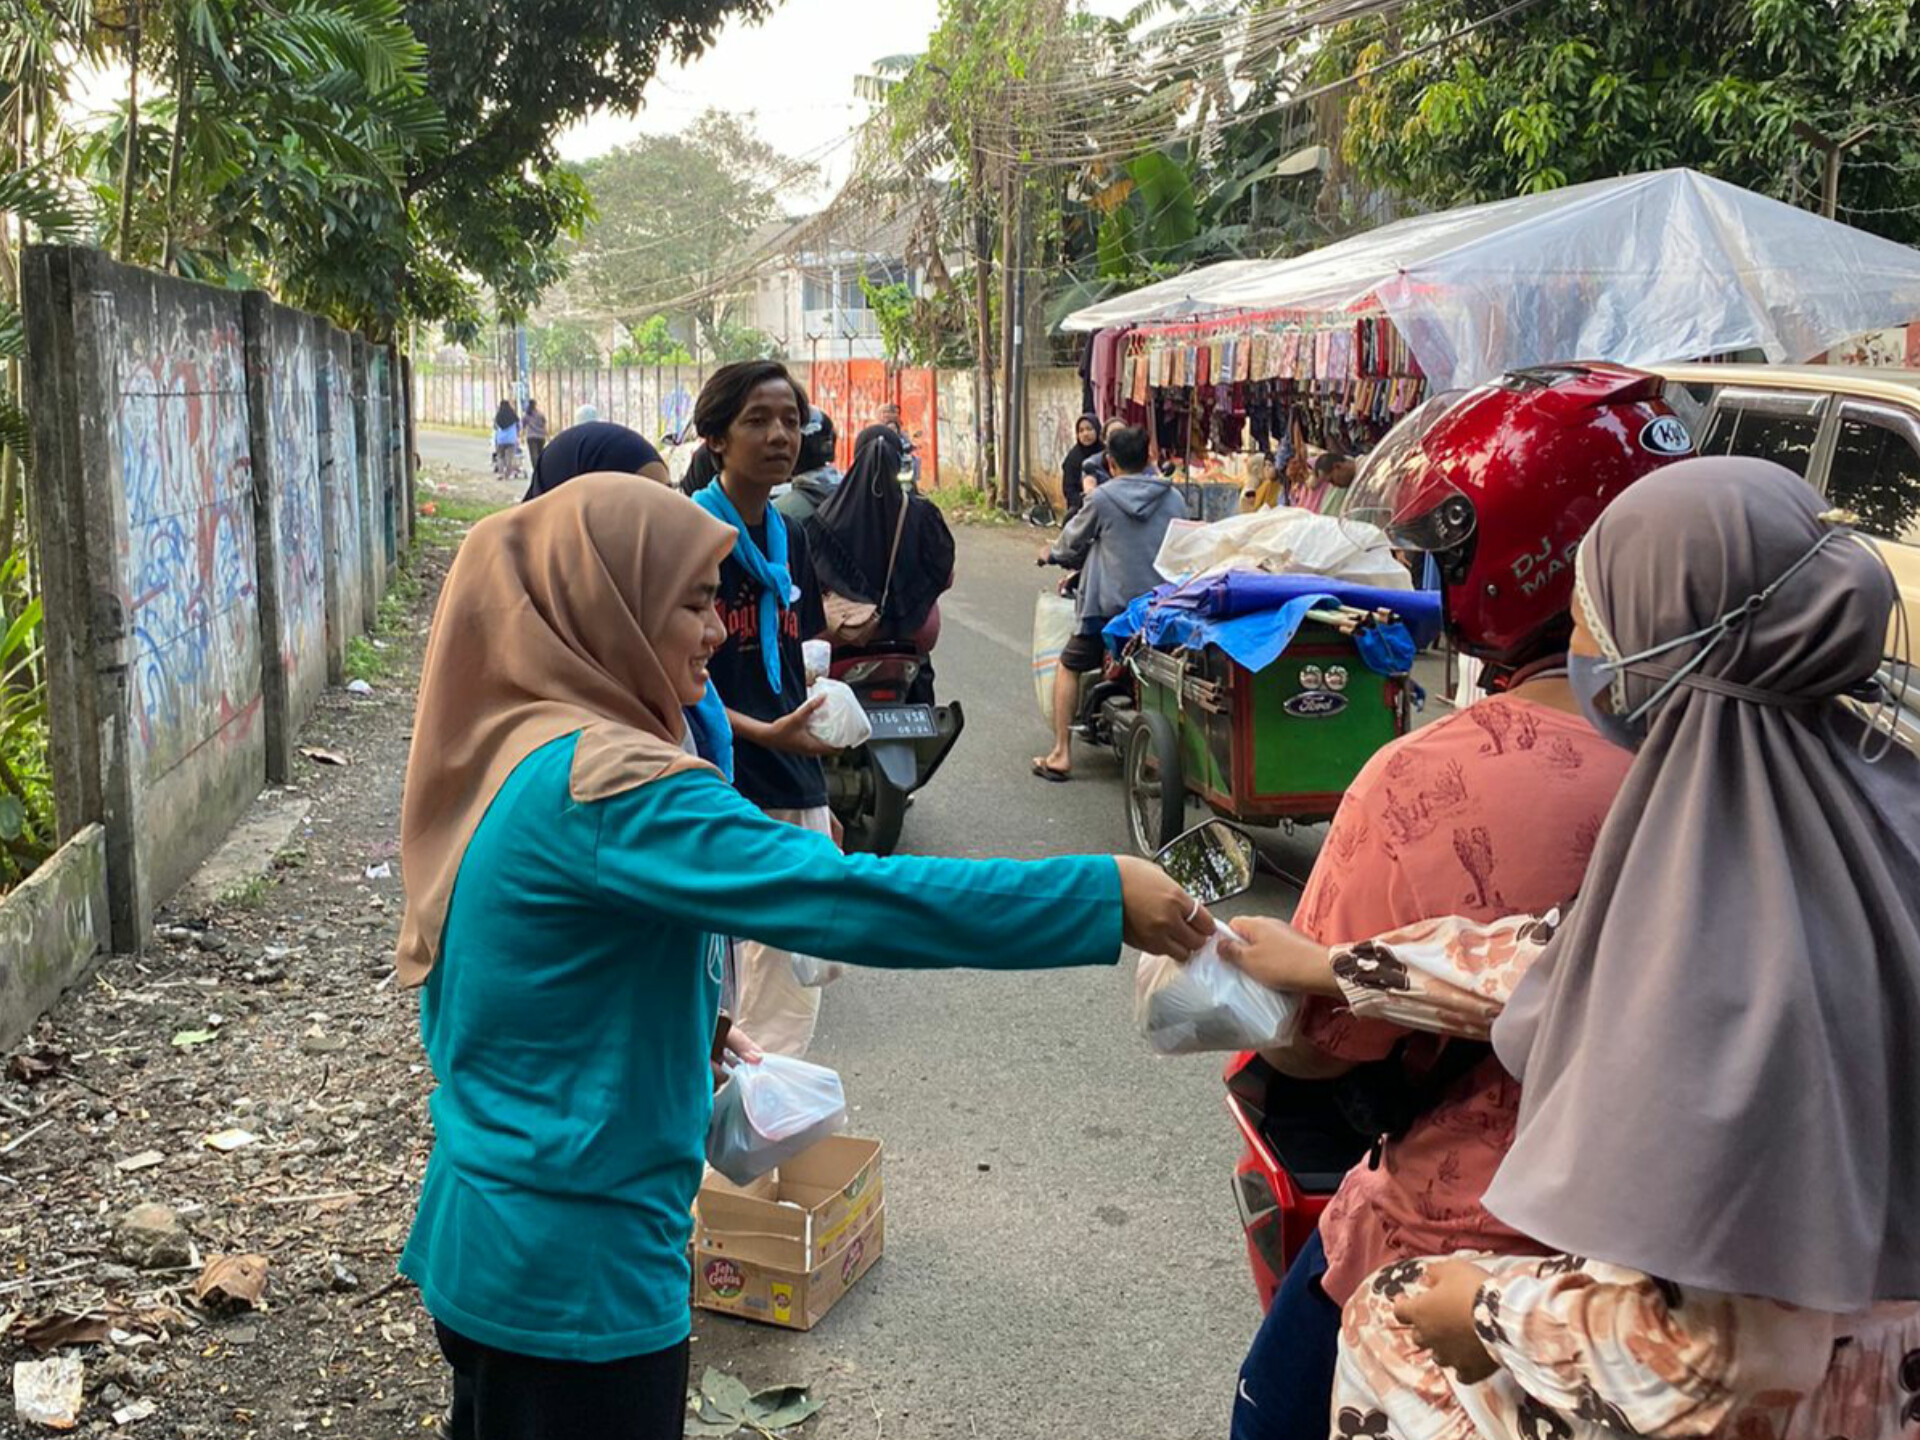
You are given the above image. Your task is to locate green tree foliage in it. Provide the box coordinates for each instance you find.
[568,110,811,355]
[611,315,695,365]
[1328,0,1920,243]
[528,319,604,367]
[402,0,771,325]
[82,0,445,335]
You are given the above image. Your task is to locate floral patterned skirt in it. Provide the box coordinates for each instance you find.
[1335,1255,1920,1440]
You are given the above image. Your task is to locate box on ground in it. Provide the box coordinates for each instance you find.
[694,1134,884,1331]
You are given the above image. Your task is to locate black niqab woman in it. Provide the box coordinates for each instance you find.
[806,425,955,640]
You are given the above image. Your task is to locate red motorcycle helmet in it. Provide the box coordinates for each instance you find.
[1345,362,1695,673]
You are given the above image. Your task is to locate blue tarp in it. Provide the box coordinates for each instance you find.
[1105,572,1445,677]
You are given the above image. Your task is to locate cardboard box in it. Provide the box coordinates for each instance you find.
[693,1135,885,1331]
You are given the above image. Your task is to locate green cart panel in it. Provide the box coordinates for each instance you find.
[1136,639,1406,824]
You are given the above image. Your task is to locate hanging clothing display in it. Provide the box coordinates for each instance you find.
[1084,310,1429,470]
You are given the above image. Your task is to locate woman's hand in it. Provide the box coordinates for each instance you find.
[1218,916,1341,997]
[711,1022,765,1086]
[1394,1260,1497,1384]
[1115,858,1213,960]
[758,696,839,756]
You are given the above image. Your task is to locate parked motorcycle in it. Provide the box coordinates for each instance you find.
[823,640,964,856]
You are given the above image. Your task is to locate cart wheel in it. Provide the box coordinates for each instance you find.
[1125,711,1186,858]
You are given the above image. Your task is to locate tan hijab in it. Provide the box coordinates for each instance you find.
[395,473,737,986]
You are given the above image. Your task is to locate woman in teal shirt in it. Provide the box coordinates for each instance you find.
[393,473,1210,1439]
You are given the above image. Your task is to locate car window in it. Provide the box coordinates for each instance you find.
[1659,381,1712,439]
[1699,403,1821,476]
[1827,402,1920,544]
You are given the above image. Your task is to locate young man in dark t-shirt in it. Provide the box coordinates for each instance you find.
[690,361,843,1056]
[707,520,829,811]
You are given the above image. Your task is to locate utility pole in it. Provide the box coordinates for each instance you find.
[1008,188,1030,514]
[1794,120,1878,219]
[970,144,997,496]
[997,167,1018,512]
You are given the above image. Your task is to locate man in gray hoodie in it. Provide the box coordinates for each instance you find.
[1034,424,1187,781]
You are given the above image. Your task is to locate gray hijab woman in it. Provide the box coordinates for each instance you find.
[1492,456,1920,1312]
[1226,458,1920,1440]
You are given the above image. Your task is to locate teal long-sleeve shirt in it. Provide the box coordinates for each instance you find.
[398,734,1122,1362]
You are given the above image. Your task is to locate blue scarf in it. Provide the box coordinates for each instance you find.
[694,479,791,692]
[684,681,734,781]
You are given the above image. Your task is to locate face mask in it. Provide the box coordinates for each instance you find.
[1568,653,1644,752]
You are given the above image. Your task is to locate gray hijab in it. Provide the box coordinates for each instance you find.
[1486,458,1920,1312]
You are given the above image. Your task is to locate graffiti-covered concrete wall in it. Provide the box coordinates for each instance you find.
[245,295,329,781]
[319,327,366,684]
[23,246,405,951]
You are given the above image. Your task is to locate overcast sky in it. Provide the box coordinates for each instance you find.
[557,0,1138,205]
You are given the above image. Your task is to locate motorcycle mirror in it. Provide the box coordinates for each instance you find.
[1155,820,1258,906]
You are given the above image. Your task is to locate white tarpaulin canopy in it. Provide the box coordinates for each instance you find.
[1062,168,1920,391]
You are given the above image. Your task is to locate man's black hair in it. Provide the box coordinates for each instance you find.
[1106,424,1151,473]
[693,361,810,442]
[797,410,838,473]
[1314,450,1354,478]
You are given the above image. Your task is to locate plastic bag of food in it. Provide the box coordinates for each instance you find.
[806,677,873,750]
[1033,590,1077,725]
[706,1054,849,1185]
[803,639,833,686]
[1134,924,1303,1055]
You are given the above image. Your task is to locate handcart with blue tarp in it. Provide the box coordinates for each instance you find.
[1098,574,1444,856]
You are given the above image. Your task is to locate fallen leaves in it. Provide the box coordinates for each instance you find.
[299,747,349,767]
[202,1129,258,1153]
[114,1151,165,1174]
[688,1368,823,1438]
[193,1255,268,1311]
[169,1031,219,1051]
[16,1303,184,1353]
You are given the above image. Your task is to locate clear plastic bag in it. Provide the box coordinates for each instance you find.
[789,953,845,988]
[706,1054,849,1186]
[803,640,833,686]
[1134,924,1303,1055]
[806,677,873,750]
[1033,590,1077,725]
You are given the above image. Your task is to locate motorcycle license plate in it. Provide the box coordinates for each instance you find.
[866,705,939,741]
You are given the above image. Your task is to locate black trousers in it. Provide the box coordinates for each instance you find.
[437,1321,690,1440]
[526,437,546,471]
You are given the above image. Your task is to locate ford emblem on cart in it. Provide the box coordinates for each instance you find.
[1284,690,1349,719]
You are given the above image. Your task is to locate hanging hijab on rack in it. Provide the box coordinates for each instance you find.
[1486,458,1920,1312]
[806,426,955,639]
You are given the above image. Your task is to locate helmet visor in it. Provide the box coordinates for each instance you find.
[1345,390,1477,553]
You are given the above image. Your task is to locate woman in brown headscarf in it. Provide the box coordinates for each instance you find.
[391,474,1210,1440]
[1225,458,1920,1440]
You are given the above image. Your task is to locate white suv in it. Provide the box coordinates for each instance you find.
[1650,362,1919,748]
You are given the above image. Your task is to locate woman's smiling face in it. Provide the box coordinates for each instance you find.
[656,571,726,706]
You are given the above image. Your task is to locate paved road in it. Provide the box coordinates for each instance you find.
[696,522,1332,1440]
[418,425,497,474]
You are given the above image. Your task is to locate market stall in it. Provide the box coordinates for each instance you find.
[1065,167,1920,477]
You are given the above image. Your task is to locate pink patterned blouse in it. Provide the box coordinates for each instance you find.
[1289,697,1632,1304]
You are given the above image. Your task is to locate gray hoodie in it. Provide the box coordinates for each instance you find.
[1049,471,1187,623]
